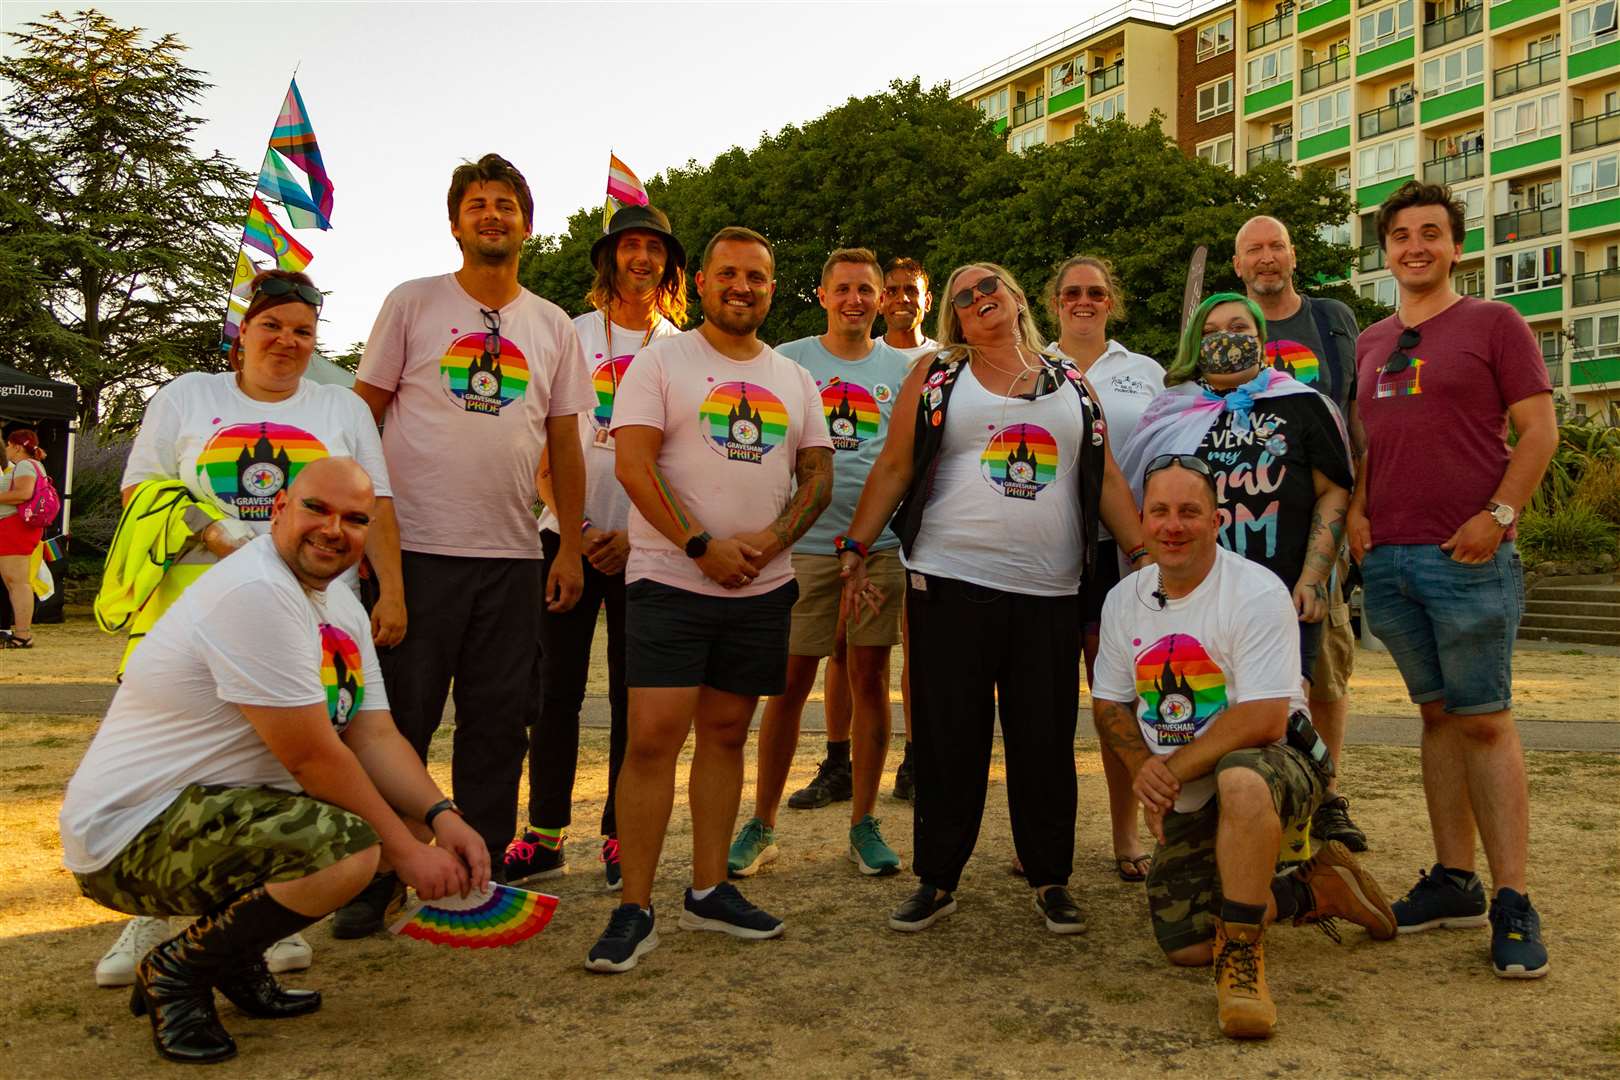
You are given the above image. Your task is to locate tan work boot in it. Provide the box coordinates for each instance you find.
[1293,839,1397,941]
[1214,918,1276,1039]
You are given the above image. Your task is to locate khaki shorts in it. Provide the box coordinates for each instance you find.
[75,784,379,917]
[1310,561,1355,702]
[788,550,905,656]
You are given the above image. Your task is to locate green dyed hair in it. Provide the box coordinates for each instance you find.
[1164,291,1269,387]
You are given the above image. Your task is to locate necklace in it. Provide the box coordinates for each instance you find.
[974,349,1036,381]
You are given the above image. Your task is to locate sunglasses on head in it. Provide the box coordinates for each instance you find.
[1059,285,1110,304]
[951,275,1003,310]
[1144,453,1217,491]
[1382,326,1421,375]
[254,277,323,311]
[481,307,502,360]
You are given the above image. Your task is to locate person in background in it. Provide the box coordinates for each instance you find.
[0,428,49,648]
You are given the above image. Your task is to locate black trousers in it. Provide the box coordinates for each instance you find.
[379,550,542,862]
[527,529,628,835]
[907,574,1082,892]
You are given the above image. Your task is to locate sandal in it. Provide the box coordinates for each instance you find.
[2,631,34,648]
[1114,854,1153,882]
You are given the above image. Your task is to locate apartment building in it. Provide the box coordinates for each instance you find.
[954,0,1620,423]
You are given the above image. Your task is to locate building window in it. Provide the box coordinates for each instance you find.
[1455,267,1486,297]
[1357,136,1416,184]
[1491,92,1560,150]
[1572,311,1620,359]
[1300,88,1351,139]
[1358,0,1414,52]
[1009,124,1046,154]
[1088,91,1125,124]
[1493,244,1563,295]
[1197,135,1234,170]
[975,88,1009,120]
[1573,1,1620,53]
[1197,78,1234,121]
[1320,218,1353,247]
[1572,154,1620,206]
[1421,43,1484,98]
[1359,276,1398,308]
[1196,15,1235,61]
[1246,45,1295,92]
[1334,165,1353,190]
[1458,184,1485,230]
[1051,58,1082,96]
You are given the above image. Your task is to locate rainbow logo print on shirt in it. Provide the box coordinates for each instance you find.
[700,381,789,463]
[1266,339,1319,388]
[1376,357,1424,398]
[820,379,881,451]
[590,354,634,431]
[980,424,1059,500]
[1134,633,1228,746]
[196,422,329,521]
[440,332,530,416]
[319,623,364,731]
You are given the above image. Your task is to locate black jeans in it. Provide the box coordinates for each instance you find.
[527,529,627,836]
[907,575,1081,893]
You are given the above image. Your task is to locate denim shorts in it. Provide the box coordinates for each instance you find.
[625,578,798,697]
[1361,542,1523,715]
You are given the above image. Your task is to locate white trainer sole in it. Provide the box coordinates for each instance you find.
[727,843,779,878]
[888,897,957,932]
[584,928,660,973]
[849,845,902,877]
[1395,913,1488,934]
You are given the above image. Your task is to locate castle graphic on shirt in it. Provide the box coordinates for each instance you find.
[980,424,1059,499]
[319,624,364,731]
[699,381,788,463]
[1134,633,1228,746]
[440,330,531,415]
[1266,339,1320,388]
[818,378,881,452]
[196,422,329,521]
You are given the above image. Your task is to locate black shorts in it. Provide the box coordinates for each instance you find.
[1081,539,1122,628]
[625,578,798,697]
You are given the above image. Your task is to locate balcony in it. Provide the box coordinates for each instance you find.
[1248,12,1293,50]
[1358,245,1387,272]
[1359,97,1415,139]
[1089,63,1124,95]
[1246,137,1294,168]
[1300,52,1352,92]
[1492,52,1560,99]
[1573,109,1620,154]
[1574,268,1620,307]
[1421,3,1482,50]
[1492,203,1562,244]
[1011,96,1046,127]
[1423,146,1485,184]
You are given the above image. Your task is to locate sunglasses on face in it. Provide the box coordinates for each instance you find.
[1382,326,1421,375]
[950,276,1003,310]
[1144,453,1218,492]
[254,277,324,311]
[481,307,502,360]
[1059,285,1110,304]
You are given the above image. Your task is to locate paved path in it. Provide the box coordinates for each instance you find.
[9,682,1617,753]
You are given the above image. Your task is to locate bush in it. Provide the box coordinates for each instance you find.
[67,428,133,561]
[1517,503,1619,564]
[1574,459,1620,526]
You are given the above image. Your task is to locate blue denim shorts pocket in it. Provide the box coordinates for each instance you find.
[1414,543,1519,714]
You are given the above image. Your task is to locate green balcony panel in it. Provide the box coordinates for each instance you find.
[1572,356,1620,387]
[1490,134,1560,174]
[1356,36,1414,77]
[1298,124,1351,159]
[1570,42,1620,81]
[1502,287,1563,318]
[1420,84,1483,124]
[1464,227,1484,253]
[1244,80,1294,116]
[1489,0,1561,30]
[1571,197,1620,233]
[994,116,1008,135]
[1297,0,1350,34]
[1049,84,1086,113]
[1358,173,1414,210]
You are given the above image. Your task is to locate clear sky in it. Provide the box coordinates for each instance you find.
[1,1,1094,351]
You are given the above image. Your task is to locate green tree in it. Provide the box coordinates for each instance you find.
[0,9,251,428]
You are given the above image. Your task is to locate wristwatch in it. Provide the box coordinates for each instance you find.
[1486,501,1515,528]
[684,531,712,559]
[423,798,461,830]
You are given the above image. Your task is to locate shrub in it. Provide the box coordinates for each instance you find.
[67,428,133,561]
[1574,459,1620,527]
[1517,503,1619,564]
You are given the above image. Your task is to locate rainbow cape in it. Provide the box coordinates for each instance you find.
[389,883,558,949]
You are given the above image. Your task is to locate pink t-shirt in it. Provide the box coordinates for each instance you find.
[357,274,595,559]
[610,329,832,597]
[1356,296,1551,545]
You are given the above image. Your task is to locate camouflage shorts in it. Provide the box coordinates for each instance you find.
[1145,744,1327,954]
[74,784,379,917]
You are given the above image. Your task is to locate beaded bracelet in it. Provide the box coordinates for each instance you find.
[1126,545,1150,564]
[833,534,870,559]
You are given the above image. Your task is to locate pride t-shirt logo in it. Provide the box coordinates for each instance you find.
[1375,358,1424,398]
[196,422,329,521]
[319,624,364,731]
[590,354,634,431]
[700,381,788,463]
[819,379,881,451]
[1267,339,1320,388]
[440,331,530,415]
[981,423,1058,500]
[1134,633,1228,746]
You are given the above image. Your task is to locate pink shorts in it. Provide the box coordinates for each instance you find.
[0,514,43,557]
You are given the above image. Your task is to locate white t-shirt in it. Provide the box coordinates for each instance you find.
[891,337,940,370]
[1046,340,1163,543]
[60,536,387,872]
[538,311,680,538]
[1092,547,1307,813]
[610,329,832,598]
[356,274,597,559]
[123,372,393,524]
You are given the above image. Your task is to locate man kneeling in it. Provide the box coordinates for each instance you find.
[59,458,489,1064]
[1090,456,1395,1039]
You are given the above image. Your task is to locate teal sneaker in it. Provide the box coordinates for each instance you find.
[727,817,778,878]
[849,815,901,876]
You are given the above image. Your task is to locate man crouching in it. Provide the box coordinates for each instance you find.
[1090,455,1395,1039]
[59,457,489,1064]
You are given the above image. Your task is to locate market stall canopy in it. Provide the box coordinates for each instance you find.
[0,363,78,421]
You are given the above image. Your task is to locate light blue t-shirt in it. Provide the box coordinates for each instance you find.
[777,335,910,553]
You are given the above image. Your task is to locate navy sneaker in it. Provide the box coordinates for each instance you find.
[1393,864,1488,934]
[677,882,784,939]
[585,903,658,973]
[888,885,957,933]
[1489,888,1549,979]
[601,836,622,892]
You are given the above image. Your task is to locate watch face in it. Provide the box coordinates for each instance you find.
[1491,504,1514,526]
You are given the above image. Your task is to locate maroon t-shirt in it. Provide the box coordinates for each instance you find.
[1356,296,1550,545]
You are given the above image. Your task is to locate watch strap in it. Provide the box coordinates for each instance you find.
[424,798,459,830]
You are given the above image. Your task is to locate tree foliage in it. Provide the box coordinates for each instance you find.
[0,9,250,428]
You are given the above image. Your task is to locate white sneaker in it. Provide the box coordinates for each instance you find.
[264,932,313,973]
[94,917,173,988]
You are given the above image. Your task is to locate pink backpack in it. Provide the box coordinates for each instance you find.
[15,462,60,528]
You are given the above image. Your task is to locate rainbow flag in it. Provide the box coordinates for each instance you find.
[221,250,260,345]
[602,152,649,231]
[242,195,313,271]
[268,78,335,226]
[257,147,330,231]
[389,883,559,949]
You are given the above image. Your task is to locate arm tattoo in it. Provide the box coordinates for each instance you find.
[647,464,690,533]
[1304,506,1347,575]
[1093,699,1150,772]
[768,447,833,552]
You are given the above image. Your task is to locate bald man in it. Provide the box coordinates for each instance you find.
[61,458,490,1066]
[1233,214,1367,854]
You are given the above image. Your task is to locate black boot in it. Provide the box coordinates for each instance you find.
[129,939,236,1064]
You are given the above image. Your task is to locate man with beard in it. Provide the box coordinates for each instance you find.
[346,154,595,932]
[585,226,834,972]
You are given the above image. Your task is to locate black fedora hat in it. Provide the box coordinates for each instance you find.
[592,204,686,271]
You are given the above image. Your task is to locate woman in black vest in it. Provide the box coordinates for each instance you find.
[835,263,1147,935]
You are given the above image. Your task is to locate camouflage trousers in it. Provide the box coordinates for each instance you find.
[75,784,379,917]
[1145,744,1328,953]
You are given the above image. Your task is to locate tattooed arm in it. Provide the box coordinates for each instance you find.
[1096,697,1174,842]
[1293,468,1349,623]
[737,446,834,570]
